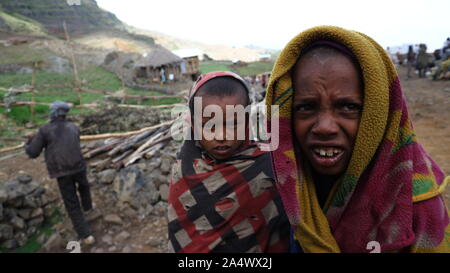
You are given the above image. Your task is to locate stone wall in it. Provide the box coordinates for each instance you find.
[0,174,55,250]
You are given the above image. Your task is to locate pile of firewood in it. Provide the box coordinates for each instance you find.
[81,119,180,171]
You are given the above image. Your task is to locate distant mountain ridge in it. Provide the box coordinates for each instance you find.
[0,0,123,37]
[0,0,273,61]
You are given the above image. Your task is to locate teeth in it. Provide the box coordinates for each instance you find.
[314,148,343,157]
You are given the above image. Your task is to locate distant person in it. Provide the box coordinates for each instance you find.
[443,38,450,60]
[160,67,167,85]
[406,45,416,79]
[168,71,289,253]
[416,44,429,78]
[25,101,96,246]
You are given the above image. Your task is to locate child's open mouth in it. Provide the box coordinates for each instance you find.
[213,145,232,155]
[310,147,344,167]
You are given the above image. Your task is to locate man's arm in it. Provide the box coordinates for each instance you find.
[25,128,46,158]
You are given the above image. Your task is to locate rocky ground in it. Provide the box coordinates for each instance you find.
[0,65,449,253]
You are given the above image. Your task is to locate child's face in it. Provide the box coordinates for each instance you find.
[195,94,248,160]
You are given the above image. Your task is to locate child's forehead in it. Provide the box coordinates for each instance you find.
[195,93,248,106]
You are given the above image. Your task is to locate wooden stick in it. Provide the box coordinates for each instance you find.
[0,119,178,154]
[80,119,176,141]
[0,143,25,153]
[31,62,37,122]
[124,130,168,167]
[83,138,123,159]
[63,21,82,111]
[0,87,33,93]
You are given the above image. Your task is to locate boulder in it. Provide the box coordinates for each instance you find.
[113,167,159,209]
[15,232,28,247]
[11,216,26,231]
[27,216,44,228]
[17,175,32,184]
[98,169,117,184]
[103,214,123,226]
[17,208,33,220]
[159,184,169,202]
[0,188,8,203]
[42,232,64,252]
[114,231,130,243]
[1,239,18,249]
[0,224,14,241]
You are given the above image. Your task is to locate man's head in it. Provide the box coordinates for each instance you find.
[190,74,250,160]
[50,101,71,121]
[291,45,364,176]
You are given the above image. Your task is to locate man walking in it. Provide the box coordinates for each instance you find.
[25,101,95,246]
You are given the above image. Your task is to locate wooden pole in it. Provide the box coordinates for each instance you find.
[63,20,83,111]
[31,62,37,123]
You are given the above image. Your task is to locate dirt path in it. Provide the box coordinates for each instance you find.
[1,66,449,252]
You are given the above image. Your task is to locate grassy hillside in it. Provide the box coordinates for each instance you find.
[0,8,48,36]
[0,0,124,36]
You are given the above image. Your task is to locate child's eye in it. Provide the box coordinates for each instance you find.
[341,103,362,112]
[294,104,314,112]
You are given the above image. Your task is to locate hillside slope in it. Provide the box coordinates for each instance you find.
[0,0,123,37]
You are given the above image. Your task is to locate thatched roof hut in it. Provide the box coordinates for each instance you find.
[135,47,183,68]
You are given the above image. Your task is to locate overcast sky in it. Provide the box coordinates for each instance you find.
[96,0,449,52]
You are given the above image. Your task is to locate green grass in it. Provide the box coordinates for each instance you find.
[0,43,52,65]
[0,66,181,126]
[0,9,47,36]
[200,61,233,73]
[235,61,274,76]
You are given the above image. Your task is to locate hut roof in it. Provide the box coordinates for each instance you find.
[135,46,183,68]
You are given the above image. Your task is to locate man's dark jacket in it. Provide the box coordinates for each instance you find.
[25,118,86,178]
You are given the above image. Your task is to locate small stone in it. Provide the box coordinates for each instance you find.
[121,246,132,253]
[27,226,37,237]
[17,175,32,184]
[1,239,18,249]
[40,195,50,206]
[37,233,48,244]
[101,234,113,245]
[147,237,161,247]
[4,208,17,219]
[43,232,63,252]
[18,208,32,219]
[152,201,168,217]
[43,204,55,218]
[15,232,28,247]
[160,157,172,174]
[104,214,123,225]
[27,216,45,227]
[23,195,40,208]
[92,248,105,253]
[0,224,14,240]
[31,208,44,218]
[11,216,26,230]
[114,231,130,243]
[159,184,169,202]
[108,246,117,252]
[6,197,23,208]
[0,188,7,203]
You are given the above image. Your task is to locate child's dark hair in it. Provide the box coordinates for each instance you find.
[189,76,250,114]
